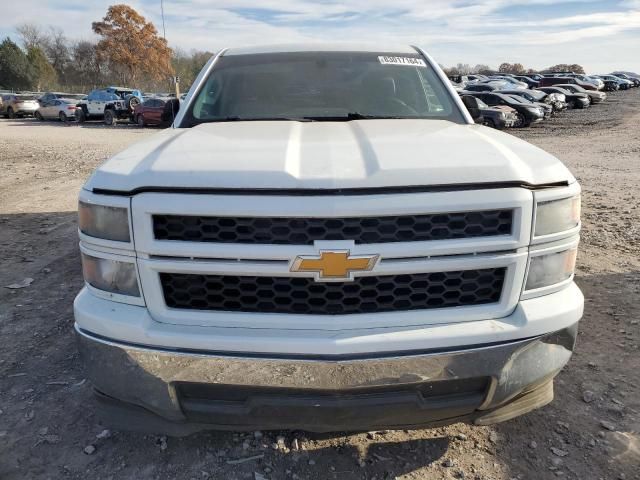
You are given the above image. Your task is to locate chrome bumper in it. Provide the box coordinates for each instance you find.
[76,324,577,433]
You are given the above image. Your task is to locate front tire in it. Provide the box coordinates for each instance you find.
[483,118,497,129]
[59,111,67,122]
[35,111,44,121]
[76,108,86,123]
[104,109,115,126]
[137,114,145,127]
[7,107,15,119]
[514,112,526,128]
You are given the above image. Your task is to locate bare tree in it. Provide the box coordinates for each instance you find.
[68,41,104,91]
[44,27,71,81]
[473,64,493,74]
[16,23,47,50]
[455,63,473,75]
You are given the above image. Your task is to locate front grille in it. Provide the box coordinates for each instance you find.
[160,268,506,315]
[153,210,513,245]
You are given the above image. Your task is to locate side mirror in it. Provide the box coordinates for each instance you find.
[461,95,483,123]
[161,99,180,123]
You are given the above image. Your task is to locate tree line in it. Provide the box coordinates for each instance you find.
[442,62,585,77]
[0,4,211,94]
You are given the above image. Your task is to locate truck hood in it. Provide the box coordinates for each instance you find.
[86,119,574,193]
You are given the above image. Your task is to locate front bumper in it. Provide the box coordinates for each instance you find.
[74,284,583,434]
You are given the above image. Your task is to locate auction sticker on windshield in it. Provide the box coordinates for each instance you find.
[378,56,426,67]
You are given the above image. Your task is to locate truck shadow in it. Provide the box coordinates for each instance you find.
[0,117,154,129]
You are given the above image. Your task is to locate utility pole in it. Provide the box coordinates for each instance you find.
[160,0,167,40]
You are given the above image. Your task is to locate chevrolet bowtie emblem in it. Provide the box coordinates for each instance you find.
[290,250,379,282]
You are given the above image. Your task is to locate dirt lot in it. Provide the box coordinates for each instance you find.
[1,92,639,480]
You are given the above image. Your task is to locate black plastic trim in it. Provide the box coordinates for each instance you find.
[92,180,569,197]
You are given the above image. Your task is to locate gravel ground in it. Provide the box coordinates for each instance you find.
[0,92,639,480]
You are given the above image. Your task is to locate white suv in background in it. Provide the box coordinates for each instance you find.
[75,87,142,125]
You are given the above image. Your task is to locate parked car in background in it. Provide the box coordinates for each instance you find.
[592,77,620,92]
[460,94,518,129]
[462,83,498,92]
[539,77,597,91]
[500,88,556,110]
[449,81,465,92]
[488,76,528,89]
[609,74,639,88]
[510,88,567,113]
[613,71,640,82]
[35,98,78,121]
[536,87,590,109]
[76,87,143,125]
[461,90,545,126]
[554,74,603,91]
[513,75,539,88]
[595,75,630,90]
[133,97,173,127]
[554,84,606,104]
[38,92,85,105]
[502,92,552,118]
[0,94,39,118]
[570,74,604,91]
[464,79,513,92]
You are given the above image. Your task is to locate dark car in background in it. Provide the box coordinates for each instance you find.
[595,75,630,90]
[609,73,639,87]
[536,87,590,109]
[461,91,545,126]
[513,75,539,88]
[462,83,498,92]
[539,76,597,90]
[502,92,552,118]
[133,97,173,127]
[460,94,518,129]
[500,89,556,116]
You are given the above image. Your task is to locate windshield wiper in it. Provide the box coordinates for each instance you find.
[303,113,408,121]
[190,116,316,126]
[188,113,409,126]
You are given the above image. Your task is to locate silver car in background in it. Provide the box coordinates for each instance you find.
[35,98,79,121]
[1,94,39,118]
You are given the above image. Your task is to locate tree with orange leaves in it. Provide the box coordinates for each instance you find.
[92,4,174,86]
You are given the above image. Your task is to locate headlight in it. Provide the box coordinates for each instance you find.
[81,253,140,296]
[78,201,130,242]
[525,247,577,291]
[534,195,580,237]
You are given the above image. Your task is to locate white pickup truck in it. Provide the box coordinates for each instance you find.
[74,44,583,434]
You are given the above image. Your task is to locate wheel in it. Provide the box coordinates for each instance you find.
[76,108,86,123]
[59,111,67,122]
[514,112,526,128]
[7,107,15,119]
[483,118,497,129]
[104,109,115,126]
[137,114,145,127]
[127,96,141,110]
[35,111,44,121]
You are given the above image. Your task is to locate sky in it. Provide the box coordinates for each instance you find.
[1,0,639,73]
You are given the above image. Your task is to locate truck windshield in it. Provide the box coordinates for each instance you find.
[182,51,464,125]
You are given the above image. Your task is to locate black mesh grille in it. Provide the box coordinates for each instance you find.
[153,210,513,245]
[160,268,506,315]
